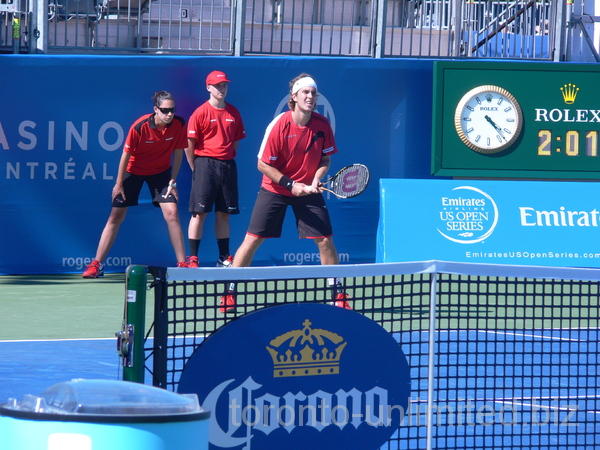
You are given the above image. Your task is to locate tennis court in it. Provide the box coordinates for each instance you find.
[120,261,599,449]
[2,262,599,450]
[0,274,130,401]
[156,327,598,449]
[396,328,599,449]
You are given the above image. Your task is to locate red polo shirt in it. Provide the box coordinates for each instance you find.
[258,111,338,196]
[187,102,246,161]
[124,114,188,176]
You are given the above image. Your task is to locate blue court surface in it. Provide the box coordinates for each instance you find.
[1,328,597,450]
[0,339,121,402]
[396,328,600,450]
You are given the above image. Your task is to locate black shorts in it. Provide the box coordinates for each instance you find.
[189,157,239,215]
[247,188,333,239]
[112,169,176,208]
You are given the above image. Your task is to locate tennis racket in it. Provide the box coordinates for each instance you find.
[319,164,370,199]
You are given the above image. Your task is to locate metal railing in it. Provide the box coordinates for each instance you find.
[0,0,597,60]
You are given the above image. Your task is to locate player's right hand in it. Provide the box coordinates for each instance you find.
[112,184,125,202]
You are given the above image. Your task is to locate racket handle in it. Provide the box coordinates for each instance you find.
[319,186,341,198]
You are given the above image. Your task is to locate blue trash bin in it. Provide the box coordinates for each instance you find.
[0,379,210,450]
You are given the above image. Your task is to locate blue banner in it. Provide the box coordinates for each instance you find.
[178,303,410,449]
[0,55,435,274]
[378,179,600,268]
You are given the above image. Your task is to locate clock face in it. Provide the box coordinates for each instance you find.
[454,85,523,154]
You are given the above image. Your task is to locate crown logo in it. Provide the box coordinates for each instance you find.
[560,83,579,104]
[266,319,347,378]
[485,93,493,103]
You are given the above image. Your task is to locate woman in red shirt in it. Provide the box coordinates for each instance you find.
[83,91,189,278]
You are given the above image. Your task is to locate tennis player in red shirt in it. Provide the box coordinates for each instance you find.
[83,91,189,278]
[185,70,246,268]
[219,73,351,312]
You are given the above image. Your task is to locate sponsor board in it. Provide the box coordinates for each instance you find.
[177,303,411,450]
[378,178,600,268]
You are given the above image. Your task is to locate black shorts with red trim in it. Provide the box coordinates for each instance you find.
[188,157,239,215]
[112,169,176,208]
[247,188,333,239]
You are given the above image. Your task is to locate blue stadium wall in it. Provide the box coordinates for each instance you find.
[0,55,435,274]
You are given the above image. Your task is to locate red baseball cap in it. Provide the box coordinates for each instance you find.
[206,70,231,85]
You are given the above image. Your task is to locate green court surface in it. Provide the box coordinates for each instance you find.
[0,274,132,341]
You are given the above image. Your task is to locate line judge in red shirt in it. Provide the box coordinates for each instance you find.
[219,73,351,312]
[83,91,189,278]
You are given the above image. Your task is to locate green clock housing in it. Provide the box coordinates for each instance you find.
[432,61,600,179]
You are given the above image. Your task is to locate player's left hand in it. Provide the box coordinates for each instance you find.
[164,185,178,200]
[293,182,317,196]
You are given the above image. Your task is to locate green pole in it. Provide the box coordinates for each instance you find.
[118,265,147,383]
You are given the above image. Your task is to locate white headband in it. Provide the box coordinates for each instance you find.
[292,77,317,95]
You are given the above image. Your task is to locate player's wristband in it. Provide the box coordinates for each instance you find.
[278,176,295,191]
[169,181,177,188]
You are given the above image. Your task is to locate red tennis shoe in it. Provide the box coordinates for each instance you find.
[82,260,104,278]
[333,292,352,310]
[219,294,236,313]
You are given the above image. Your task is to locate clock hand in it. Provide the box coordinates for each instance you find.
[484,115,506,141]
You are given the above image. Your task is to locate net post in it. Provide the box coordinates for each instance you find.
[119,264,148,383]
[425,269,438,450]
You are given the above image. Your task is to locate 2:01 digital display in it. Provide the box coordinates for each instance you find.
[538,130,599,157]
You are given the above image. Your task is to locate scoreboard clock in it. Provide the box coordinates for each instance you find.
[432,61,600,179]
[454,85,524,154]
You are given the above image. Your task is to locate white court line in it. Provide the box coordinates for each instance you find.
[167,335,208,341]
[436,328,598,342]
[414,396,600,414]
[480,330,583,342]
[494,397,600,414]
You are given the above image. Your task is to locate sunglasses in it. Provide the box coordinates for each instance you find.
[157,106,175,114]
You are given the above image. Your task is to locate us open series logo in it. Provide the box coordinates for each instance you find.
[437,186,499,244]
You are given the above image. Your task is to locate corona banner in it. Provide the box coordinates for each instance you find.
[177,303,411,450]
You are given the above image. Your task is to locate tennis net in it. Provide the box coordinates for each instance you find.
[122,260,600,450]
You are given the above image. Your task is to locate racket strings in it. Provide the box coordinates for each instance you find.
[331,165,370,198]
